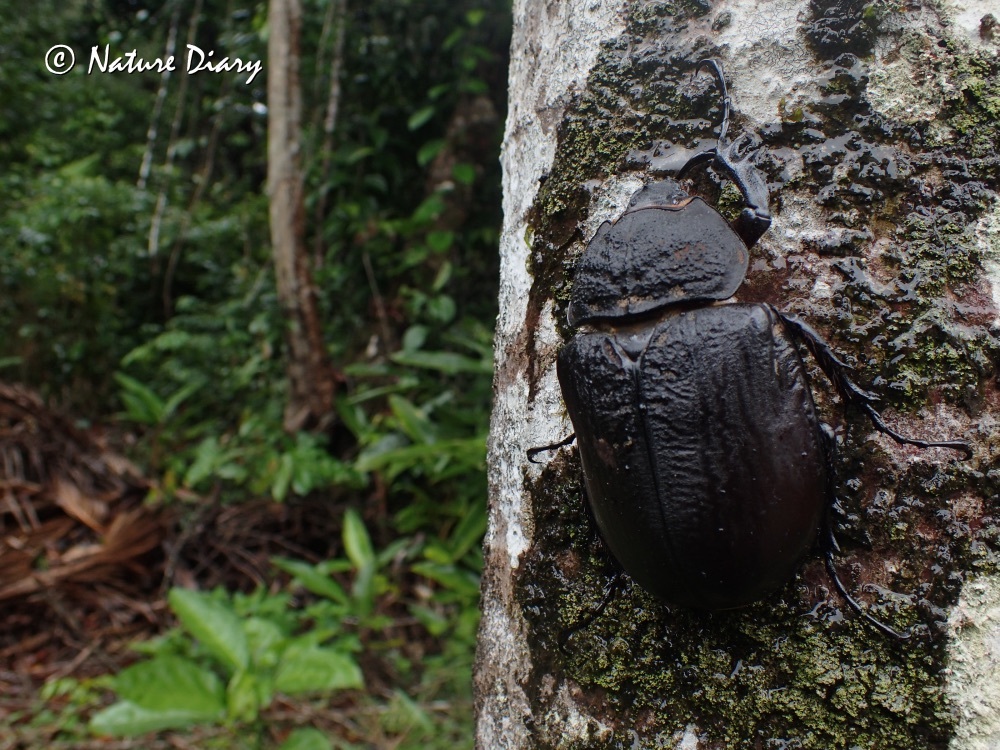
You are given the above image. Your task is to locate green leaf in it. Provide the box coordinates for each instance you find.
[452,163,476,185]
[345,146,374,164]
[442,28,463,51]
[383,690,435,734]
[89,656,225,736]
[426,230,454,253]
[417,139,445,167]
[431,261,453,293]
[226,670,263,723]
[271,452,294,502]
[89,700,218,737]
[336,397,371,438]
[427,294,456,324]
[279,728,334,750]
[168,588,250,674]
[342,509,376,572]
[388,395,437,444]
[160,379,205,421]
[58,153,101,178]
[274,645,363,695]
[428,83,451,100]
[243,616,289,670]
[413,193,445,223]
[355,437,485,476]
[402,325,428,352]
[390,350,492,374]
[343,509,377,613]
[271,557,349,604]
[446,502,488,562]
[411,561,481,598]
[409,603,450,637]
[114,372,165,424]
[183,437,222,488]
[407,105,435,131]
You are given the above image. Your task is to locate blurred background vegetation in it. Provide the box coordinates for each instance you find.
[0,0,509,746]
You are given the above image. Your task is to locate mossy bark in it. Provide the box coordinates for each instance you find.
[477,1,1000,748]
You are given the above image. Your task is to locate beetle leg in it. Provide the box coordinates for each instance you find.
[817,424,910,639]
[526,433,576,464]
[692,58,732,142]
[821,526,911,640]
[779,311,972,457]
[558,569,626,654]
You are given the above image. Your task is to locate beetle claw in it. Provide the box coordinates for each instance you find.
[693,58,731,143]
[857,403,974,459]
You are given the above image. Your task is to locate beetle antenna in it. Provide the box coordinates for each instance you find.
[693,58,730,144]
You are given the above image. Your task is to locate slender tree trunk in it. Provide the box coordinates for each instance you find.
[311,0,347,270]
[268,0,338,432]
[137,3,180,191]
[477,1,1000,748]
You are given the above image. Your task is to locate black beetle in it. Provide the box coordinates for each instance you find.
[532,60,970,639]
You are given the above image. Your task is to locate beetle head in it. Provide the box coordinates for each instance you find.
[565,60,770,328]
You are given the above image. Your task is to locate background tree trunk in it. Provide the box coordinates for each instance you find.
[477,1,1000,748]
[268,0,338,432]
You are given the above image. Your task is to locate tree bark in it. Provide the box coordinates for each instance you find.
[268,0,338,432]
[477,1,1000,748]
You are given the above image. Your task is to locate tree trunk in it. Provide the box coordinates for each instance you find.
[477,1,1000,748]
[268,0,338,432]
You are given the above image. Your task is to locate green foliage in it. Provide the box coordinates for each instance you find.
[273,511,482,749]
[88,509,480,747]
[89,586,364,736]
[279,728,333,750]
[9,0,509,746]
[89,656,227,735]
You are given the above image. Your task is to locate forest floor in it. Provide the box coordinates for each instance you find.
[0,383,462,749]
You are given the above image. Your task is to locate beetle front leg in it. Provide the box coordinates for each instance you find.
[681,59,772,249]
[778,310,972,457]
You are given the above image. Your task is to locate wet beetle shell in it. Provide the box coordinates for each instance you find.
[558,302,827,610]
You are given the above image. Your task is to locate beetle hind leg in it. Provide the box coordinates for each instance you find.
[558,569,626,654]
[817,422,912,639]
[821,524,911,640]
